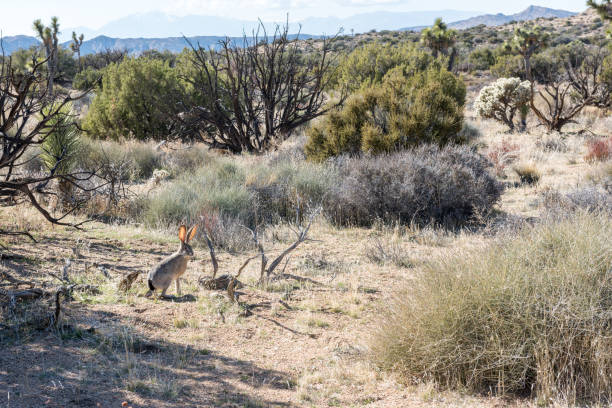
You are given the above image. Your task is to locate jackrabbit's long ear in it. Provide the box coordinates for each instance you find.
[186,225,198,243]
[178,225,187,242]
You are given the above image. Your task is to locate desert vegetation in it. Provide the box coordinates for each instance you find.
[1,4,612,408]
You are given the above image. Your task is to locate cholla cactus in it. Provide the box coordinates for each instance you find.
[475,78,531,131]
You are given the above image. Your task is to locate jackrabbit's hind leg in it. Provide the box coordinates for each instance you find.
[176,278,181,296]
[160,286,171,299]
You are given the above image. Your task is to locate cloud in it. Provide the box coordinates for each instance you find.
[166,0,403,16]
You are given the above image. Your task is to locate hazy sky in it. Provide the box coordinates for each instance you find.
[0,0,589,36]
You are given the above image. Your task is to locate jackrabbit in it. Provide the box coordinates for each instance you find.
[146,225,197,298]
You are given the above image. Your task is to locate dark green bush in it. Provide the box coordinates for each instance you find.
[305,65,466,160]
[323,145,502,227]
[333,42,434,92]
[468,47,495,71]
[491,54,525,79]
[73,67,102,91]
[83,58,186,141]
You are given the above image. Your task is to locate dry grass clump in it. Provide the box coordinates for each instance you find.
[372,212,612,404]
[513,163,541,185]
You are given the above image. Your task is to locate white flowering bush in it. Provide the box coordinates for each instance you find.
[475,78,531,131]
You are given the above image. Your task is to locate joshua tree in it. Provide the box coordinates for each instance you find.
[588,0,612,36]
[588,0,612,19]
[420,18,457,69]
[71,31,85,72]
[507,25,550,82]
[33,17,60,96]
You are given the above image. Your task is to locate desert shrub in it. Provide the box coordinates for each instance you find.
[584,137,612,162]
[535,134,567,152]
[323,145,503,227]
[475,77,531,131]
[78,139,164,182]
[128,143,164,180]
[468,47,495,71]
[372,212,612,403]
[141,155,334,250]
[161,145,210,176]
[83,57,186,141]
[306,65,466,160]
[456,120,481,144]
[486,139,520,177]
[72,66,102,91]
[333,42,434,92]
[513,163,541,185]
[542,188,612,215]
[491,54,525,79]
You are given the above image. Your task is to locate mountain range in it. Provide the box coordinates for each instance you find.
[0,6,579,56]
[447,5,576,30]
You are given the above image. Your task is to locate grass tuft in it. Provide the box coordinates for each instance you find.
[372,211,612,403]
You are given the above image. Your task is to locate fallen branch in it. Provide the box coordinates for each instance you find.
[0,230,37,243]
[0,284,100,302]
[0,270,35,287]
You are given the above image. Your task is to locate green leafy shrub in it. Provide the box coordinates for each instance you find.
[372,212,612,403]
[305,65,466,160]
[83,57,186,141]
[491,54,525,79]
[323,145,502,227]
[333,42,434,92]
[468,47,495,71]
[73,66,102,90]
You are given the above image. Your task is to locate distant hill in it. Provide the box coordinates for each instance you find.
[72,34,320,55]
[448,5,576,30]
[0,35,40,55]
[0,33,320,56]
[0,5,581,56]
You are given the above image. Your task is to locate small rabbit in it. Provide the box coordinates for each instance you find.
[146,225,197,298]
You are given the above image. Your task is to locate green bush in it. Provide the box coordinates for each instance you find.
[491,54,525,79]
[83,57,186,141]
[323,145,502,227]
[305,65,466,160]
[333,42,434,92]
[73,66,102,91]
[372,212,612,403]
[468,47,495,71]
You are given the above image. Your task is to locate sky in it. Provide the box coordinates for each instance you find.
[0,0,590,36]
